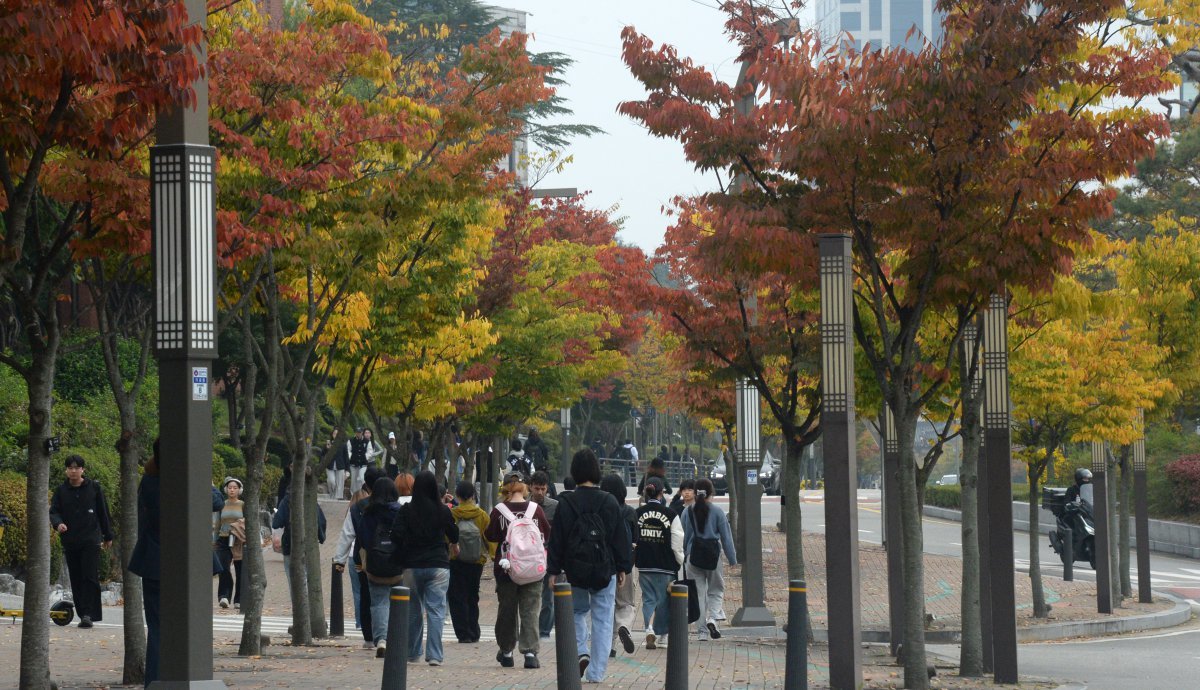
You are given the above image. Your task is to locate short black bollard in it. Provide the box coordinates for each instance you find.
[330,563,344,637]
[381,586,410,690]
[1063,527,1074,582]
[785,579,808,690]
[665,583,689,690]
[553,582,582,690]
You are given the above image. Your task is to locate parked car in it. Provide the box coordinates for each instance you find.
[759,451,780,496]
[709,457,728,496]
[935,474,959,486]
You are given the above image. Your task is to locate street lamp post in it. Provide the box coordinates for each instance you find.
[560,407,572,480]
[1092,440,1113,614]
[150,1,224,687]
[1133,410,1152,604]
[983,293,1017,684]
[965,322,993,672]
[731,378,774,627]
[818,233,861,688]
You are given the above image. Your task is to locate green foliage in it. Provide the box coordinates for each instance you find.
[261,464,284,511]
[923,484,1030,510]
[54,334,151,404]
[0,366,27,473]
[214,443,244,471]
[0,472,29,571]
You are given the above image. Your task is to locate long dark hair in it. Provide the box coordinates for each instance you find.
[693,478,714,529]
[600,473,626,505]
[368,476,399,513]
[410,470,441,515]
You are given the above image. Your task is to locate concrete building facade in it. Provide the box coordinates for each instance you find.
[814,0,942,53]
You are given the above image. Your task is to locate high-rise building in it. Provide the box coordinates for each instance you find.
[490,6,530,187]
[814,0,943,53]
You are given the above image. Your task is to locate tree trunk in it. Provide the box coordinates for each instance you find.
[1028,460,1048,618]
[288,428,312,644]
[957,345,983,676]
[117,427,147,683]
[782,435,808,583]
[19,349,57,690]
[1106,447,1122,607]
[1118,446,1132,599]
[895,409,929,690]
[304,463,327,638]
[239,281,281,656]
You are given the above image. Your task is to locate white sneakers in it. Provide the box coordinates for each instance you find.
[218,598,230,609]
[375,639,387,658]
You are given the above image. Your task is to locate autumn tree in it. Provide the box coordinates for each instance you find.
[0,2,202,686]
[621,1,1169,685]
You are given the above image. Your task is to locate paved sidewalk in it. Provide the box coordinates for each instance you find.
[0,497,1180,688]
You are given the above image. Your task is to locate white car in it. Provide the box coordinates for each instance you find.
[936,474,959,486]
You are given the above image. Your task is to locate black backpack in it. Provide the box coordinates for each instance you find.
[615,445,634,461]
[367,512,402,579]
[563,495,615,591]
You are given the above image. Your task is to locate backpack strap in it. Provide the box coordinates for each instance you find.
[495,503,524,523]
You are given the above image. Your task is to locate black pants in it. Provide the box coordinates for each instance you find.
[357,570,373,643]
[64,542,102,621]
[447,560,483,642]
[216,544,243,604]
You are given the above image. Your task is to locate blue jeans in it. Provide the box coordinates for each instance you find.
[367,581,392,645]
[573,575,617,682]
[639,572,672,635]
[349,565,362,628]
[539,576,554,637]
[408,567,450,663]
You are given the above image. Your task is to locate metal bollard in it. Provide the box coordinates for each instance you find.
[381,586,410,690]
[665,583,689,690]
[1063,528,1074,582]
[330,563,344,637]
[553,582,582,690]
[785,579,808,690]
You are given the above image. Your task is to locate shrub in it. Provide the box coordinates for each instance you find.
[0,472,64,582]
[1165,455,1200,514]
[922,483,1030,510]
[215,443,244,471]
[261,464,284,511]
[211,455,227,489]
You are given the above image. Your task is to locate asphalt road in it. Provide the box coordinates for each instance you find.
[930,621,1200,690]
[750,490,1200,604]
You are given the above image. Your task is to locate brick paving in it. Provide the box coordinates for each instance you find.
[0,497,1172,688]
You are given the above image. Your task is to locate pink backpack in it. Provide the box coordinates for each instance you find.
[495,503,547,585]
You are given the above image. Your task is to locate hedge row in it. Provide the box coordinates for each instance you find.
[923,484,1031,510]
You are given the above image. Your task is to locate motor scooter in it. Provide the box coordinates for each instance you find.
[1043,487,1097,570]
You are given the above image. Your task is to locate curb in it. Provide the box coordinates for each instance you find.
[721,591,1193,644]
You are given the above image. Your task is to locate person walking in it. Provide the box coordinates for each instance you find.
[390,470,458,666]
[214,476,246,609]
[668,477,694,514]
[383,432,402,480]
[348,427,381,496]
[49,454,113,628]
[637,455,672,501]
[505,438,533,478]
[634,477,682,649]
[600,473,638,655]
[128,442,162,685]
[324,428,349,499]
[485,472,550,669]
[272,477,328,596]
[357,477,403,657]
[682,478,736,640]
[547,449,632,683]
[448,480,491,644]
[363,428,383,468]
[524,429,554,497]
[333,466,384,644]
[529,471,558,639]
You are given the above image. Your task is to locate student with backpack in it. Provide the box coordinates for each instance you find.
[682,478,737,641]
[634,477,683,649]
[484,471,550,669]
[547,449,633,683]
[389,471,459,666]
[448,481,491,644]
[600,473,638,655]
[356,477,403,657]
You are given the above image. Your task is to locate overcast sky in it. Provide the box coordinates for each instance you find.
[512,1,815,255]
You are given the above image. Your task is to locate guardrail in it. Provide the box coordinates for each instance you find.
[598,457,702,488]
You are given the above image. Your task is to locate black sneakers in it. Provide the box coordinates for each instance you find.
[578,653,590,677]
[618,625,635,654]
[524,652,539,669]
[497,650,514,668]
[706,621,722,639]
[78,615,93,629]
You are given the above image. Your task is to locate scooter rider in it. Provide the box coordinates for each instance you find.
[1065,468,1092,504]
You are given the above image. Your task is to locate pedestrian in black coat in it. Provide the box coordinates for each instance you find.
[49,454,113,627]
